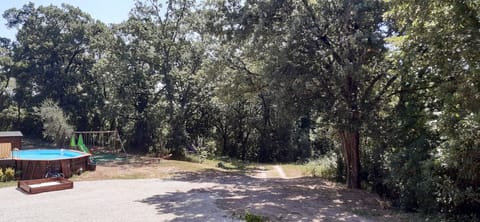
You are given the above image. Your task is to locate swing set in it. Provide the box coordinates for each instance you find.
[71,130,127,155]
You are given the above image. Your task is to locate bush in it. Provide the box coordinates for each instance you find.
[0,169,3,182]
[35,99,74,146]
[435,114,480,217]
[303,152,338,180]
[4,168,15,181]
[0,105,19,130]
[185,153,204,163]
[244,211,267,222]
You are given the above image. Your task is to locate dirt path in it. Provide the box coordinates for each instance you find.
[251,165,287,179]
[274,165,287,179]
[251,166,268,179]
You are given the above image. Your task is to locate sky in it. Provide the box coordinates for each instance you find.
[0,0,135,40]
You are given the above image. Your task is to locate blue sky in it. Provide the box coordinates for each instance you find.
[0,0,135,40]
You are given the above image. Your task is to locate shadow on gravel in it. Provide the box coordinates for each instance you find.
[138,169,398,222]
[139,188,237,222]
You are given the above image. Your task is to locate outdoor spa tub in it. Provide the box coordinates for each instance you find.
[12,149,91,180]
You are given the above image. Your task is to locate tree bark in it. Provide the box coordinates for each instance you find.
[338,130,361,189]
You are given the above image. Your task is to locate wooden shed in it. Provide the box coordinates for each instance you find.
[0,131,23,159]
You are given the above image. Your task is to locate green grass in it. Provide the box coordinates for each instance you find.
[112,174,149,180]
[190,157,311,178]
[244,211,268,222]
[0,181,17,189]
[161,159,217,171]
[193,156,251,172]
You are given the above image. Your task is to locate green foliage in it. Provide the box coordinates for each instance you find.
[93,0,211,155]
[244,211,267,222]
[303,152,338,180]
[1,1,478,219]
[382,0,480,218]
[3,3,110,132]
[184,154,204,164]
[0,167,15,182]
[35,99,74,146]
[0,38,13,115]
[360,138,387,193]
[0,105,20,130]
[433,114,480,216]
[208,0,394,187]
[191,137,217,162]
[4,167,15,181]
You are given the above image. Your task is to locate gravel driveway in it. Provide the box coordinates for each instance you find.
[1,179,240,222]
[1,172,402,222]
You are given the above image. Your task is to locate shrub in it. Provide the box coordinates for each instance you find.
[303,152,338,180]
[4,167,15,181]
[185,153,204,163]
[244,211,267,222]
[35,99,74,146]
[0,169,3,182]
[435,114,480,218]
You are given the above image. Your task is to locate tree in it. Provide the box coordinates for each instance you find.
[0,37,13,112]
[385,0,480,216]
[100,0,209,155]
[210,0,394,188]
[3,3,109,131]
[35,99,74,146]
[0,38,18,130]
[202,0,317,162]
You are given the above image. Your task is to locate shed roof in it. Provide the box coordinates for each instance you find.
[0,131,23,137]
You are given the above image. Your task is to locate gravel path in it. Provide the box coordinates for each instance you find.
[1,179,240,222]
[1,175,400,222]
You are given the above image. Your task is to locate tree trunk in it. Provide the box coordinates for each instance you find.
[132,119,151,153]
[222,133,228,156]
[258,94,272,162]
[241,131,250,161]
[338,130,361,189]
[169,116,187,159]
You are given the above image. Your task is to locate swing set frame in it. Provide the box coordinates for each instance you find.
[73,130,127,154]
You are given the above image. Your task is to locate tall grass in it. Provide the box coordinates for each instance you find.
[303,152,338,180]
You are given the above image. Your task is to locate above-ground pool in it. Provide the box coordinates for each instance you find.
[13,149,88,160]
[13,149,91,180]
